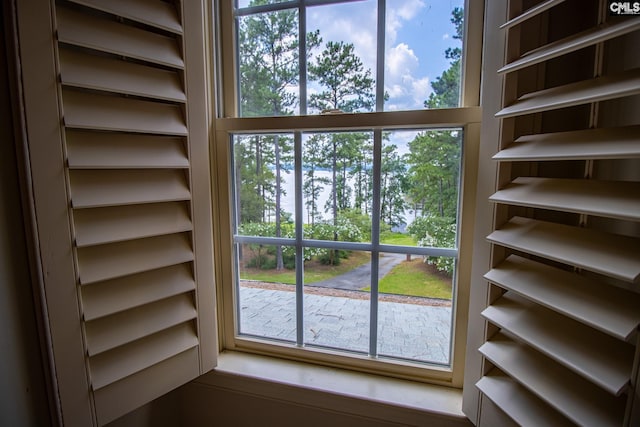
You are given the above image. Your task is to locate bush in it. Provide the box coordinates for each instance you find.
[407,215,457,275]
[240,215,364,267]
[307,216,362,265]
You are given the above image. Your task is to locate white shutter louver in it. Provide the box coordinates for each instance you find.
[473,0,640,426]
[16,0,216,425]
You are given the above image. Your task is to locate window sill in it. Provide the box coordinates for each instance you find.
[194,351,470,426]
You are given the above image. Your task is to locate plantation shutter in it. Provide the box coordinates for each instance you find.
[466,0,640,426]
[15,0,216,425]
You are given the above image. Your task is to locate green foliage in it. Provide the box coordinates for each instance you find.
[308,41,375,113]
[236,5,465,276]
[405,130,461,220]
[238,2,321,270]
[424,7,463,109]
[239,0,321,116]
[380,143,409,228]
[407,215,457,274]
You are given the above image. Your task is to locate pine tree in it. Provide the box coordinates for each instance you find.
[308,41,374,264]
[238,1,320,269]
[424,7,463,109]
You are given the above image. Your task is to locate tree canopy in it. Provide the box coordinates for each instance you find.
[235,5,464,273]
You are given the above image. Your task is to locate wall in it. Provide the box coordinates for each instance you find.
[0,4,51,426]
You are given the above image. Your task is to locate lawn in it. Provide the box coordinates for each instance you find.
[240,236,452,300]
[240,251,371,285]
[374,258,452,299]
[380,231,416,246]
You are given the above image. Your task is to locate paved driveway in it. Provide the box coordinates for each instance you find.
[309,252,407,290]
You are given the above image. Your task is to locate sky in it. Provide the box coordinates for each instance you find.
[237,0,464,112]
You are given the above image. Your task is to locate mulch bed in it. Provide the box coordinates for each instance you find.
[240,280,452,307]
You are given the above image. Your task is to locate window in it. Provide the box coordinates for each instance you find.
[214,0,482,385]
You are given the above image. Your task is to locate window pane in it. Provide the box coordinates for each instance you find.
[234,134,295,236]
[302,131,373,243]
[377,255,454,365]
[382,129,461,249]
[304,249,371,353]
[384,1,464,111]
[237,0,289,9]
[234,0,466,116]
[237,8,300,117]
[237,244,297,342]
[306,0,376,113]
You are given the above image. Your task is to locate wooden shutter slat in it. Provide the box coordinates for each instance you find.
[66,130,189,169]
[500,0,567,30]
[496,68,640,118]
[490,177,640,221]
[499,19,640,74]
[82,263,195,322]
[493,126,640,161]
[482,292,634,395]
[487,216,640,283]
[69,170,190,208]
[63,90,187,135]
[85,294,196,356]
[89,323,198,390]
[74,202,192,247]
[479,334,626,427]
[67,0,182,34]
[476,371,575,427]
[57,7,183,69]
[77,233,194,285]
[485,255,640,341]
[93,347,199,426]
[59,49,186,103]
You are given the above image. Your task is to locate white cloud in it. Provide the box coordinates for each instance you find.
[411,77,431,104]
[306,0,435,111]
[386,0,425,45]
[384,43,432,111]
[442,33,450,40]
[386,43,418,79]
[307,2,377,71]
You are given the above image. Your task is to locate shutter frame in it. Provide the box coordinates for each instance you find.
[15,0,217,425]
[466,0,640,425]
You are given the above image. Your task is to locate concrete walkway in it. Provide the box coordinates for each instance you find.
[239,285,452,365]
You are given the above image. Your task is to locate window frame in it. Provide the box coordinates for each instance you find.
[211,0,484,387]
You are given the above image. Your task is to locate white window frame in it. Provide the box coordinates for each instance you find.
[211,0,484,387]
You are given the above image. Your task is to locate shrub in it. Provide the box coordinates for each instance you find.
[407,215,457,275]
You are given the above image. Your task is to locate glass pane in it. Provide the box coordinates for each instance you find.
[237,244,297,342]
[377,255,454,364]
[382,129,461,248]
[384,1,464,111]
[306,0,377,113]
[237,8,300,117]
[302,131,373,243]
[304,249,371,353]
[237,0,289,9]
[233,134,295,237]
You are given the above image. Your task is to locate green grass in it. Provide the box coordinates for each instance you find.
[370,259,452,299]
[240,251,371,285]
[380,232,416,246]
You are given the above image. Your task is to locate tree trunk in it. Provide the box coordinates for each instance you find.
[275,135,284,270]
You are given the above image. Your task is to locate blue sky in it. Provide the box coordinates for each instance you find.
[238,0,464,112]
[307,0,463,111]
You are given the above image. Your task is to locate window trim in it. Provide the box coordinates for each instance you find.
[211,0,484,388]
